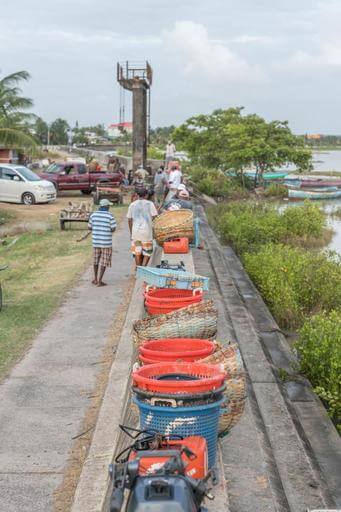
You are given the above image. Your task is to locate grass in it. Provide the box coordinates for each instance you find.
[0,205,125,380]
[0,210,16,226]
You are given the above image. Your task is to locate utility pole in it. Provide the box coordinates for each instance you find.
[117,61,152,170]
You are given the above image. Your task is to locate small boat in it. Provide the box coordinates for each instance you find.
[299,179,341,188]
[243,171,288,181]
[286,184,338,192]
[288,188,341,200]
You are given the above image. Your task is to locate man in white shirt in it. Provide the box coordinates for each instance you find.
[127,188,158,267]
[166,165,182,201]
[135,165,148,181]
[165,141,176,163]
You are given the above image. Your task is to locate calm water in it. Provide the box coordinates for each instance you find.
[312,150,341,173]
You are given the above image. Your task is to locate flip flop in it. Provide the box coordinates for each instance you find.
[92,280,98,285]
[97,282,107,287]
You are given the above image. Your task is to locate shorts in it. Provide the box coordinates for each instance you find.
[93,247,112,267]
[131,240,153,257]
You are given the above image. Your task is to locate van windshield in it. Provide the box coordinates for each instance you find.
[46,163,63,174]
[15,167,41,182]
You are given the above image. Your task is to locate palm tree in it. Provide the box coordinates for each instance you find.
[0,70,37,149]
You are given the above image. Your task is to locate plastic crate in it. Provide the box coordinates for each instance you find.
[136,267,209,291]
[134,396,224,468]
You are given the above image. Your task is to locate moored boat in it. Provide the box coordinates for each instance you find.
[288,188,341,200]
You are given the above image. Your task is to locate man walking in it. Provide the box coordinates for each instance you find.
[165,140,176,164]
[88,199,117,286]
[166,165,182,201]
[153,165,167,209]
[127,188,158,267]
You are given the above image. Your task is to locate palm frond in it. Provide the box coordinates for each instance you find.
[0,70,31,88]
[0,127,37,148]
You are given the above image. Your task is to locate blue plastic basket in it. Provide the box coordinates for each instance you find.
[136,267,209,291]
[134,396,224,467]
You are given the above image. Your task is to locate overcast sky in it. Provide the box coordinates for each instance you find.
[1,0,340,133]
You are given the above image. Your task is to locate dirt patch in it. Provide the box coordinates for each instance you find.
[52,274,135,512]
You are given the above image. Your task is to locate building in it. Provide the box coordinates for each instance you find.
[107,122,133,138]
[0,147,19,163]
[306,134,322,140]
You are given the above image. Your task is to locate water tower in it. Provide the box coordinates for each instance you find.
[117,61,152,170]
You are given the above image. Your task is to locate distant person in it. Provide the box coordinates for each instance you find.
[127,169,134,185]
[153,165,167,208]
[135,164,148,181]
[88,199,117,287]
[165,141,176,163]
[166,165,182,201]
[127,188,158,267]
[163,185,193,211]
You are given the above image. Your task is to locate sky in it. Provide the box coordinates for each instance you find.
[1,0,341,133]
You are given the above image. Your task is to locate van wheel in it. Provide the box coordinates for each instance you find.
[22,192,36,205]
[81,189,92,195]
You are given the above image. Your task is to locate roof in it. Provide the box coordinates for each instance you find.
[108,122,133,128]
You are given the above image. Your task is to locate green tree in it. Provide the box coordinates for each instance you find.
[33,116,48,144]
[49,118,70,145]
[0,70,37,149]
[173,108,312,183]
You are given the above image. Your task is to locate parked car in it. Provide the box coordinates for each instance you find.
[0,164,56,205]
[40,161,123,194]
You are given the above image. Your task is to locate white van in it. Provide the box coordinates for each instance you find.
[0,164,56,205]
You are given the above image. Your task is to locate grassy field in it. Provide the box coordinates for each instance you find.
[0,195,125,380]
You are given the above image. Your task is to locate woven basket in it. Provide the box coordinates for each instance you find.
[153,209,194,246]
[200,343,243,375]
[132,300,218,346]
[200,343,247,435]
[218,396,247,437]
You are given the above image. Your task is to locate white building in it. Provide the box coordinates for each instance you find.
[107,122,133,138]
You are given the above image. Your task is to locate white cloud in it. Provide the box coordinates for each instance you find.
[164,21,265,84]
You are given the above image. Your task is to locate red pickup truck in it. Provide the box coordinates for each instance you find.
[40,161,123,195]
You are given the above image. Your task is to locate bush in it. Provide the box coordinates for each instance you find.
[294,310,341,431]
[264,183,288,198]
[243,244,341,328]
[147,146,164,160]
[188,166,247,200]
[210,201,327,254]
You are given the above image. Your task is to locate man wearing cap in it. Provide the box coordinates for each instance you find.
[88,199,117,286]
[163,185,193,211]
[166,165,182,201]
[127,188,158,267]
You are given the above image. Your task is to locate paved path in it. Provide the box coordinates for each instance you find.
[0,220,134,512]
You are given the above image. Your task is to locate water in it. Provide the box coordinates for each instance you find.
[312,150,341,173]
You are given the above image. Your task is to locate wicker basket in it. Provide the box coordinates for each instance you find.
[200,343,243,375]
[153,209,194,246]
[132,300,218,346]
[218,396,247,437]
[200,343,247,435]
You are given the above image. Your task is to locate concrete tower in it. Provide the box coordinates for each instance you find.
[117,61,152,170]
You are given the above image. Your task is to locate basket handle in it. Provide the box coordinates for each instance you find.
[192,288,203,296]
[150,397,177,407]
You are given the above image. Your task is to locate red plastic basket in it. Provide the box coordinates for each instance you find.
[139,338,215,364]
[144,287,203,315]
[132,362,226,394]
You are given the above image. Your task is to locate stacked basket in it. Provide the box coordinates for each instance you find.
[132,362,226,467]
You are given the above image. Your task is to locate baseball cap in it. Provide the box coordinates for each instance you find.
[177,184,186,191]
[99,199,113,207]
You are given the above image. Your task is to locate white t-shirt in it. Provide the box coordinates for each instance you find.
[127,199,158,242]
[166,143,176,158]
[168,169,182,189]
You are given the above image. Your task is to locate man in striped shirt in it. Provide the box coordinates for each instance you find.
[88,199,117,286]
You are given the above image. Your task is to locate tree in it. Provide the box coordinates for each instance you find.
[49,118,70,145]
[173,108,312,182]
[33,116,48,144]
[0,70,37,149]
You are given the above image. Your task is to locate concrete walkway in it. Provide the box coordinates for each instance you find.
[0,220,134,512]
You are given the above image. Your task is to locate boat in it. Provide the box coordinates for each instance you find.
[244,171,288,181]
[288,188,341,200]
[298,179,341,188]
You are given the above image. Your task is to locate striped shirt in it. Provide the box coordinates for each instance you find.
[88,210,117,248]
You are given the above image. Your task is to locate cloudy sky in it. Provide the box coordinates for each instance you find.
[1,0,340,133]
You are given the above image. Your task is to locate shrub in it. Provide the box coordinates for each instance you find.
[188,166,247,200]
[147,146,164,160]
[210,201,327,254]
[244,244,341,328]
[264,183,288,198]
[294,310,341,431]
